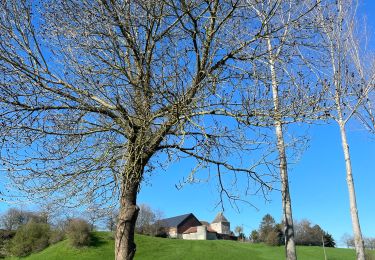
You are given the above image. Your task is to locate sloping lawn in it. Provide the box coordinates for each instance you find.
[6,232,373,260]
[6,232,114,260]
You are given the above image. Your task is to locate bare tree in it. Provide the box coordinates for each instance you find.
[1,208,25,231]
[294,219,333,247]
[341,233,355,248]
[0,1,282,259]
[0,208,48,230]
[134,204,166,236]
[242,1,323,259]
[364,237,375,250]
[234,225,243,236]
[85,203,108,231]
[106,208,118,232]
[316,1,373,259]
[135,204,155,235]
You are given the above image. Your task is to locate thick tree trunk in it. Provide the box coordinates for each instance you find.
[267,36,297,260]
[115,165,142,260]
[338,121,365,260]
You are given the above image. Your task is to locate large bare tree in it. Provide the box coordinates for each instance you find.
[317,0,374,259]
[0,1,284,259]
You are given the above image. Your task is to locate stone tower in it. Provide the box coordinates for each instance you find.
[210,212,230,234]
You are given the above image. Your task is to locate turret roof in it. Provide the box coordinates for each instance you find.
[211,212,229,223]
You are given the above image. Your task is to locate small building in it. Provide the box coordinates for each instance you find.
[158,213,201,238]
[210,212,231,235]
[182,225,217,240]
[158,212,236,240]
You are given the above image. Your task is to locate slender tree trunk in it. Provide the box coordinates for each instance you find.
[275,121,296,260]
[322,234,327,260]
[328,2,365,258]
[115,164,142,260]
[338,119,365,260]
[267,37,297,260]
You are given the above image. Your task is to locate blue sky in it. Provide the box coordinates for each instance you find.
[138,1,375,246]
[138,122,375,246]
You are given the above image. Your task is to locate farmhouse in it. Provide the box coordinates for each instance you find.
[158,212,236,240]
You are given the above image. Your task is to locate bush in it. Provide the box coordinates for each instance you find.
[265,230,281,246]
[8,221,50,257]
[66,218,91,247]
[49,229,65,245]
[0,230,16,258]
[250,230,260,243]
[0,230,16,240]
[154,227,167,238]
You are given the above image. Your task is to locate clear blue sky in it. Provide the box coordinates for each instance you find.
[138,122,375,246]
[138,1,375,246]
[0,0,374,248]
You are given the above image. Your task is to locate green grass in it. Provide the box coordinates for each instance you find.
[6,232,374,260]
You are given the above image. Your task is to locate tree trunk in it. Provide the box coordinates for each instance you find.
[267,36,297,260]
[338,121,366,260]
[275,120,297,260]
[330,2,365,258]
[115,166,142,260]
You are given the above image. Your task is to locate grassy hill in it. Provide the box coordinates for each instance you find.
[6,232,374,260]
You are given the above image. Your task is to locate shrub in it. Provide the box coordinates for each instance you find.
[265,230,281,246]
[49,229,65,245]
[154,227,167,238]
[250,230,260,243]
[0,230,16,240]
[155,231,168,238]
[0,230,16,257]
[8,221,50,257]
[66,218,91,247]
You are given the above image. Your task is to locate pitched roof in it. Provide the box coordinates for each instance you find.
[211,212,229,223]
[183,226,197,234]
[183,226,217,234]
[200,221,209,226]
[207,227,217,233]
[158,213,198,228]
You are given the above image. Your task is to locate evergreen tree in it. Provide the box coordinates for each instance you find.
[259,214,276,242]
[250,230,260,243]
[323,232,336,248]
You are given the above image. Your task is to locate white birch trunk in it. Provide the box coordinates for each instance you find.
[324,1,366,257]
[330,2,366,252]
[337,115,366,260]
[267,36,297,260]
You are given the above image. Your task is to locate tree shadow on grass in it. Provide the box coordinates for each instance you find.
[89,233,107,248]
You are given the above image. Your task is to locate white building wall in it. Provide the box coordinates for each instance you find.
[182,226,207,240]
[210,222,230,235]
[168,228,178,238]
[210,222,222,234]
